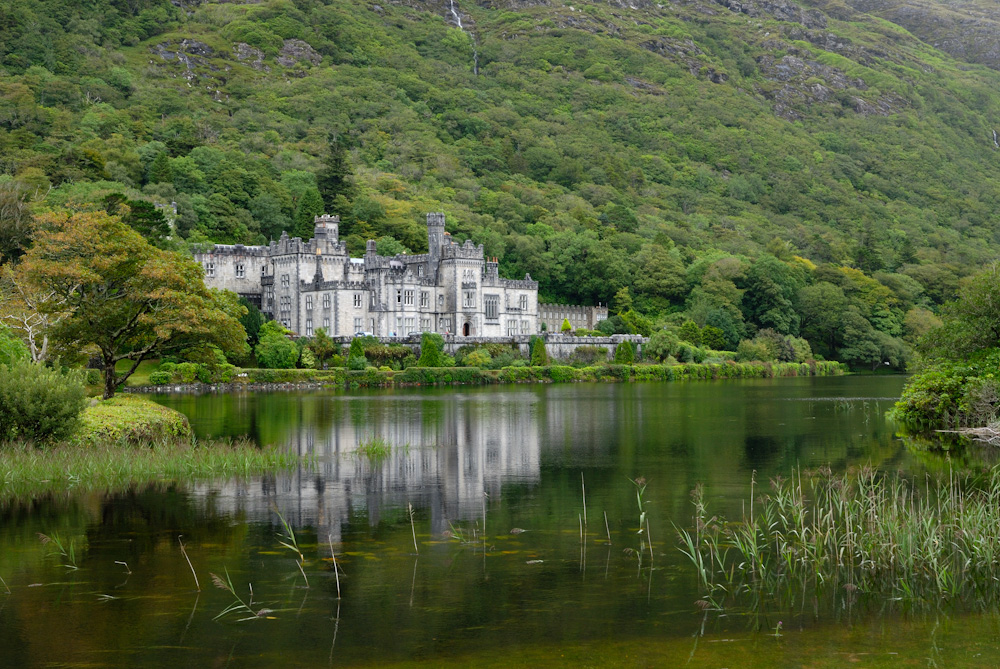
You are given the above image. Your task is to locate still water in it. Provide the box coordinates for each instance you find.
[3,376,1000,667]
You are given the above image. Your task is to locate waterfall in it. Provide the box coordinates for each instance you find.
[993,129,998,149]
[448,0,463,29]
[447,0,478,76]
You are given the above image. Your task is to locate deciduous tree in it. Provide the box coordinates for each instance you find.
[22,210,247,398]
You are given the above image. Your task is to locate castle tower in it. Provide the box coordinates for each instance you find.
[313,214,339,243]
[427,212,445,279]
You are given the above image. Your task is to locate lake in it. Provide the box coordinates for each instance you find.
[4,375,999,667]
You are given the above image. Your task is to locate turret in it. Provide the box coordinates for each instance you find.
[313,214,339,244]
[427,212,446,279]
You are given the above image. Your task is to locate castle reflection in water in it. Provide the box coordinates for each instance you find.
[186,388,597,544]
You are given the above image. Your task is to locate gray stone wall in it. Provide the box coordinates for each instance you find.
[539,303,609,332]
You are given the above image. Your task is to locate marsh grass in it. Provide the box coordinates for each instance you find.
[210,569,273,621]
[38,532,80,570]
[273,508,309,588]
[678,465,1000,615]
[355,437,407,462]
[0,438,307,502]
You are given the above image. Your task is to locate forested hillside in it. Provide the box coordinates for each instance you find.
[2,0,1000,365]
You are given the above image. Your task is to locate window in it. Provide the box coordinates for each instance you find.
[261,265,267,275]
[305,319,313,336]
[418,266,424,277]
[281,274,289,287]
[440,317,451,333]
[420,291,429,308]
[354,293,362,308]
[395,316,403,334]
[420,317,430,330]
[370,293,376,308]
[405,317,414,331]
[235,263,245,278]
[323,293,331,309]
[485,295,499,320]
[519,295,528,311]
[507,320,517,336]
[305,295,313,311]
[354,317,363,332]
[521,320,529,334]
[404,290,414,306]
[463,291,476,308]
[204,262,215,277]
[323,317,330,330]
[438,295,444,306]
[396,290,402,305]
[370,318,376,333]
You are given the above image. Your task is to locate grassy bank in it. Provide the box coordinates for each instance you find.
[0,396,307,502]
[135,359,846,390]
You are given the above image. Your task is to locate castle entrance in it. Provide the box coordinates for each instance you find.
[463,322,470,336]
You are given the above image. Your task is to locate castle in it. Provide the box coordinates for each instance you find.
[194,213,540,338]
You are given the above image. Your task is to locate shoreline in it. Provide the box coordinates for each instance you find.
[125,360,846,394]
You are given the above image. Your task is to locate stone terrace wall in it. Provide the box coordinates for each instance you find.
[331,334,646,360]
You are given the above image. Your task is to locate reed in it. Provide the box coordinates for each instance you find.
[677,465,1000,612]
[408,503,419,555]
[274,508,309,588]
[178,536,200,591]
[355,437,394,461]
[37,532,79,570]
[327,534,341,599]
[210,569,272,621]
[0,438,306,502]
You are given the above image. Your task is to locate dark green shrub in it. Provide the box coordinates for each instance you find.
[530,336,548,365]
[0,363,87,443]
[417,332,446,367]
[255,333,299,369]
[148,370,172,384]
[0,325,29,366]
[614,341,635,364]
[176,362,199,383]
[84,369,102,385]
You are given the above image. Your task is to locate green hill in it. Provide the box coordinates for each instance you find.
[2,0,999,364]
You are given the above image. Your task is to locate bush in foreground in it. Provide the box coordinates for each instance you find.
[0,362,87,443]
[74,396,192,446]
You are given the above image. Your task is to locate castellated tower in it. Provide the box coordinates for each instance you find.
[313,214,339,243]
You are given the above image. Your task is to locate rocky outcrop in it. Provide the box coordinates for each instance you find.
[276,39,322,67]
[715,0,828,29]
[233,42,269,71]
[150,40,222,81]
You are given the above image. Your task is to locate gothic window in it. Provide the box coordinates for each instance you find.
[354,293,362,308]
[521,320,529,334]
[420,291,429,308]
[395,316,403,334]
[235,263,245,278]
[306,295,313,311]
[397,290,402,305]
[507,320,517,336]
[354,317,363,332]
[323,317,330,330]
[420,317,430,330]
[519,294,528,311]
[370,293,376,308]
[463,291,476,308]
[404,290,414,306]
[281,274,289,287]
[323,293,331,309]
[305,319,313,336]
[405,317,414,331]
[204,262,215,277]
[485,295,499,320]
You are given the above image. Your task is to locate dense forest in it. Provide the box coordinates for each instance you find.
[2,0,1000,367]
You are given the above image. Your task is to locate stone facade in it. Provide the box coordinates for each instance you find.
[538,303,609,332]
[194,213,540,338]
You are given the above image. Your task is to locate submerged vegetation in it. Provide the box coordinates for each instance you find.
[678,466,1000,615]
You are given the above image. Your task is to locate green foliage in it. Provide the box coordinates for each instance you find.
[417,332,446,367]
[560,318,572,333]
[307,328,339,367]
[74,396,192,447]
[646,329,680,362]
[0,325,29,365]
[0,362,87,443]
[463,349,492,367]
[678,320,701,346]
[239,298,267,347]
[614,340,635,364]
[255,330,298,369]
[530,336,548,366]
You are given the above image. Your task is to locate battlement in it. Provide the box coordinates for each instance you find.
[499,277,539,290]
[196,244,270,258]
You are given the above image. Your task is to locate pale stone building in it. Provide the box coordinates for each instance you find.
[194,213,539,338]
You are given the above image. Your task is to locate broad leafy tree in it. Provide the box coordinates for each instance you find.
[22,210,247,398]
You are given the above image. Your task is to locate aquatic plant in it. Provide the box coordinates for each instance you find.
[0,437,306,502]
[178,536,200,591]
[38,532,80,570]
[274,508,309,588]
[677,465,1000,614]
[211,569,272,621]
[355,437,394,461]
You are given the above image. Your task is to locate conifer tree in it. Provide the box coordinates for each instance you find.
[317,135,354,212]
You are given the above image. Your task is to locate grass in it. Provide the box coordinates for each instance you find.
[677,466,1000,614]
[355,437,401,462]
[0,438,308,502]
[74,395,192,446]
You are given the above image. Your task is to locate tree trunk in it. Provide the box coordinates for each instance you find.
[103,356,117,400]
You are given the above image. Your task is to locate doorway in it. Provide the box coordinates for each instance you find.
[463,322,470,336]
